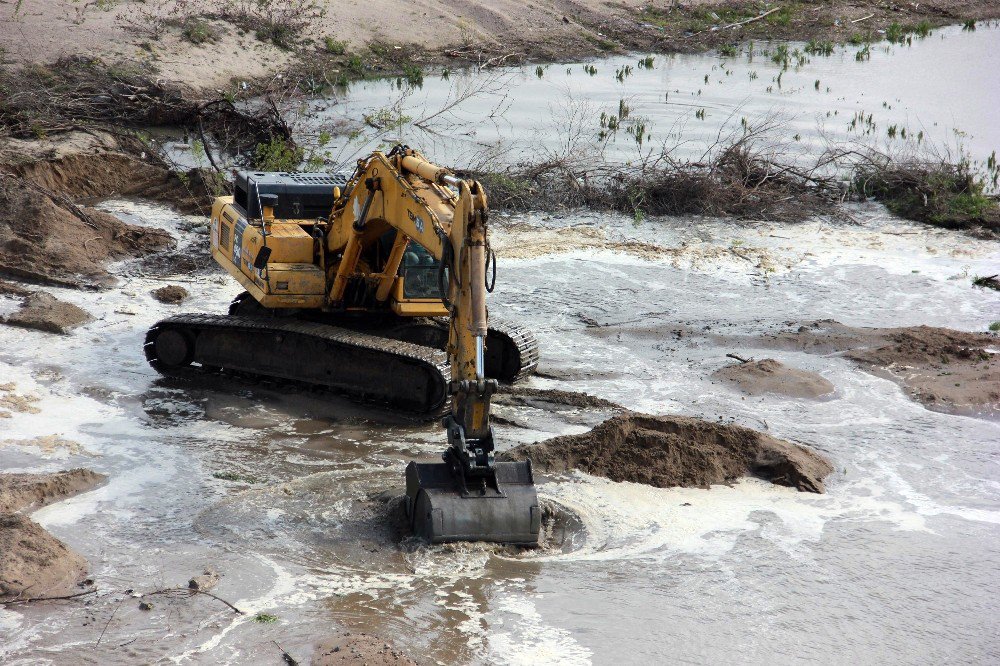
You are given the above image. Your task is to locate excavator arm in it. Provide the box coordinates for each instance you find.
[326,147,537,544]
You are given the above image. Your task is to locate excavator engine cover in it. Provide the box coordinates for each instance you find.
[405,461,541,546]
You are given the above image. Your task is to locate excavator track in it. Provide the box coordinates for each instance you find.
[144,313,450,415]
[372,316,539,384]
[226,291,540,384]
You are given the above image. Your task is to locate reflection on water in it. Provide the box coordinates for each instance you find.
[321,23,999,177]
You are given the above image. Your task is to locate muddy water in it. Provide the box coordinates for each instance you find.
[1,197,998,664]
[319,23,999,173]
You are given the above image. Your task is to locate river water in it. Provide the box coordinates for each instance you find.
[4,24,1000,666]
[1,196,997,664]
[315,22,999,178]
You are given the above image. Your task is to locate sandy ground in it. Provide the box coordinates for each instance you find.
[731,320,1000,417]
[504,412,834,493]
[0,469,106,602]
[713,358,836,399]
[2,1,995,90]
[0,291,93,333]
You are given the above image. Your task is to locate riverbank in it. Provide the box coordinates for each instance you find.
[2,1,997,92]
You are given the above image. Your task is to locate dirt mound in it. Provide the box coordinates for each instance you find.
[748,321,1000,416]
[0,469,105,602]
[151,285,189,304]
[0,469,107,514]
[1,292,93,333]
[0,175,173,288]
[0,514,89,602]
[714,358,834,399]
[312,632,417,666]
[503,412,833,493]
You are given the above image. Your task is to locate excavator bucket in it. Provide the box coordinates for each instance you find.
[405,461,541,546]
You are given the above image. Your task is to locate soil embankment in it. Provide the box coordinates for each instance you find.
[0,132,186,288]
[1,1,994,92]
[503,412,834,493]
[747,321,1000,416]
[714,358,835,399]
[0,469,106,602]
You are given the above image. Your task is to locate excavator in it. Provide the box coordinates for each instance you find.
[144,146,541,545]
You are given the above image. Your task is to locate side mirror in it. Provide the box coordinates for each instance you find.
[253,246,272,270]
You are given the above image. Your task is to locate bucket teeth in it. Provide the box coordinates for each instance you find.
[405,461,540,546]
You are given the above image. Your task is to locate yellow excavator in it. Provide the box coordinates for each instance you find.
[144,146,540,545]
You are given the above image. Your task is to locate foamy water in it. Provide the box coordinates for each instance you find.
[1,194,998,664]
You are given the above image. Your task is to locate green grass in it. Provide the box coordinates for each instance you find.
[252,613,278,624]
[854,162,1000,229]
[804,39,834,56]
[988,321,1000,332]
[180,18,218,45]
[323,37,346,55]
[402,63,423,87]
[212,471,261,484]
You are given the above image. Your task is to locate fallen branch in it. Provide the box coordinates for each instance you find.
[1,588,97,605]
[273,640,300,665]
[144,587,245,615]
[851,13,875,23]
[724,7,780,29]
[726,353,753,364]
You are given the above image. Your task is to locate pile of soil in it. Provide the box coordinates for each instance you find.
[750,321,999,416]
[0,469,106,514]
[503,412,833,493]
[0,468,106,602]
[0,514,89,602]
[312,632,417,666]
[0,176,173,288]
[151,285,189,304]
[714,358,834,399]
[1,292,93,334]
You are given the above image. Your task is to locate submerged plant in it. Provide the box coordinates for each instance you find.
[253,613,279,624]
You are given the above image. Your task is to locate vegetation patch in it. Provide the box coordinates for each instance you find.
[211,471,261,484]
[852,158,1000,232]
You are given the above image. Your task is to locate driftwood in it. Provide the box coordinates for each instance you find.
[724,7,781,29]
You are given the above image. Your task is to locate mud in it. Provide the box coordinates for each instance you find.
[748,321,1000,417]
[187,568,219,592]
[312,632,417,666]
[151,285,189,304]
[1,132,214,214]
[0,469,107,514]
[0,469,105,602]
[503,412,833,493]
[495,386,624,411]
[713,358,835,399]
[1,292,93,334]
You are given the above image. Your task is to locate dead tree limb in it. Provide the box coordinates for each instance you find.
[144,587,245,615]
